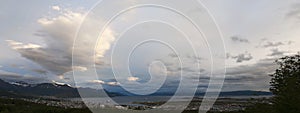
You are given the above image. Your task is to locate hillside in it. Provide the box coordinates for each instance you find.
[0,79,123,98]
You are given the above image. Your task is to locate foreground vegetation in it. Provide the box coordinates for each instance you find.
[0,98,91,113]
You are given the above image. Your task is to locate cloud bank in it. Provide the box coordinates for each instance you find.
[7,9,116,77]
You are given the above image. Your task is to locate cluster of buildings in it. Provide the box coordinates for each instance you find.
[21,97,270,112]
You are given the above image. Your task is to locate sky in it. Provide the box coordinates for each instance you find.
[0,0,300,93]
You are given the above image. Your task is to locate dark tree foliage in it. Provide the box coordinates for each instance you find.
[269,53,300,113]
[244,103,275,113]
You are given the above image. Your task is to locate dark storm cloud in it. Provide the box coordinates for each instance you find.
[186,58,278,91]
[230,36,249,43]
[223,58,278,89]
[13,47,72,75]
[168,53,178,58]
[31,69,48,75]
[226,58,277,77]
[227,52,253,63]
[257,38,293,48]
[286,3,300,20]
[0,70,47,83]
[0,70,22,79]
[225,76,256,82]
[262,41,284,48]
[186,55,202,62]
[268,48,287,57]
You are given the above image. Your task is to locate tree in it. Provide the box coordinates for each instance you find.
[270,53,300,113]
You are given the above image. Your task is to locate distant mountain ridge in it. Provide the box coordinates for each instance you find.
[0,79,124,98]
[217,90,272,96]
[0,79,272,98]
[147,90,272,96]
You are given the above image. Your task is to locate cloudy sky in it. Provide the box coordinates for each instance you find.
[0,0,300,93]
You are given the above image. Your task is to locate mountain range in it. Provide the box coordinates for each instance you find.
[0,79,272,98]
[0,79,123,98]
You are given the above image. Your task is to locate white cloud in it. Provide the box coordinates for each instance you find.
[95,28,116,58]
[58,75,64,80]
[107,82,120,86]
[52,6,61,11]
[6,40,41,49]
[90,80,105,84]
[6,40,23,46]
[52,80,71,86]
[72,66,88,72]
[127,77,139,82]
